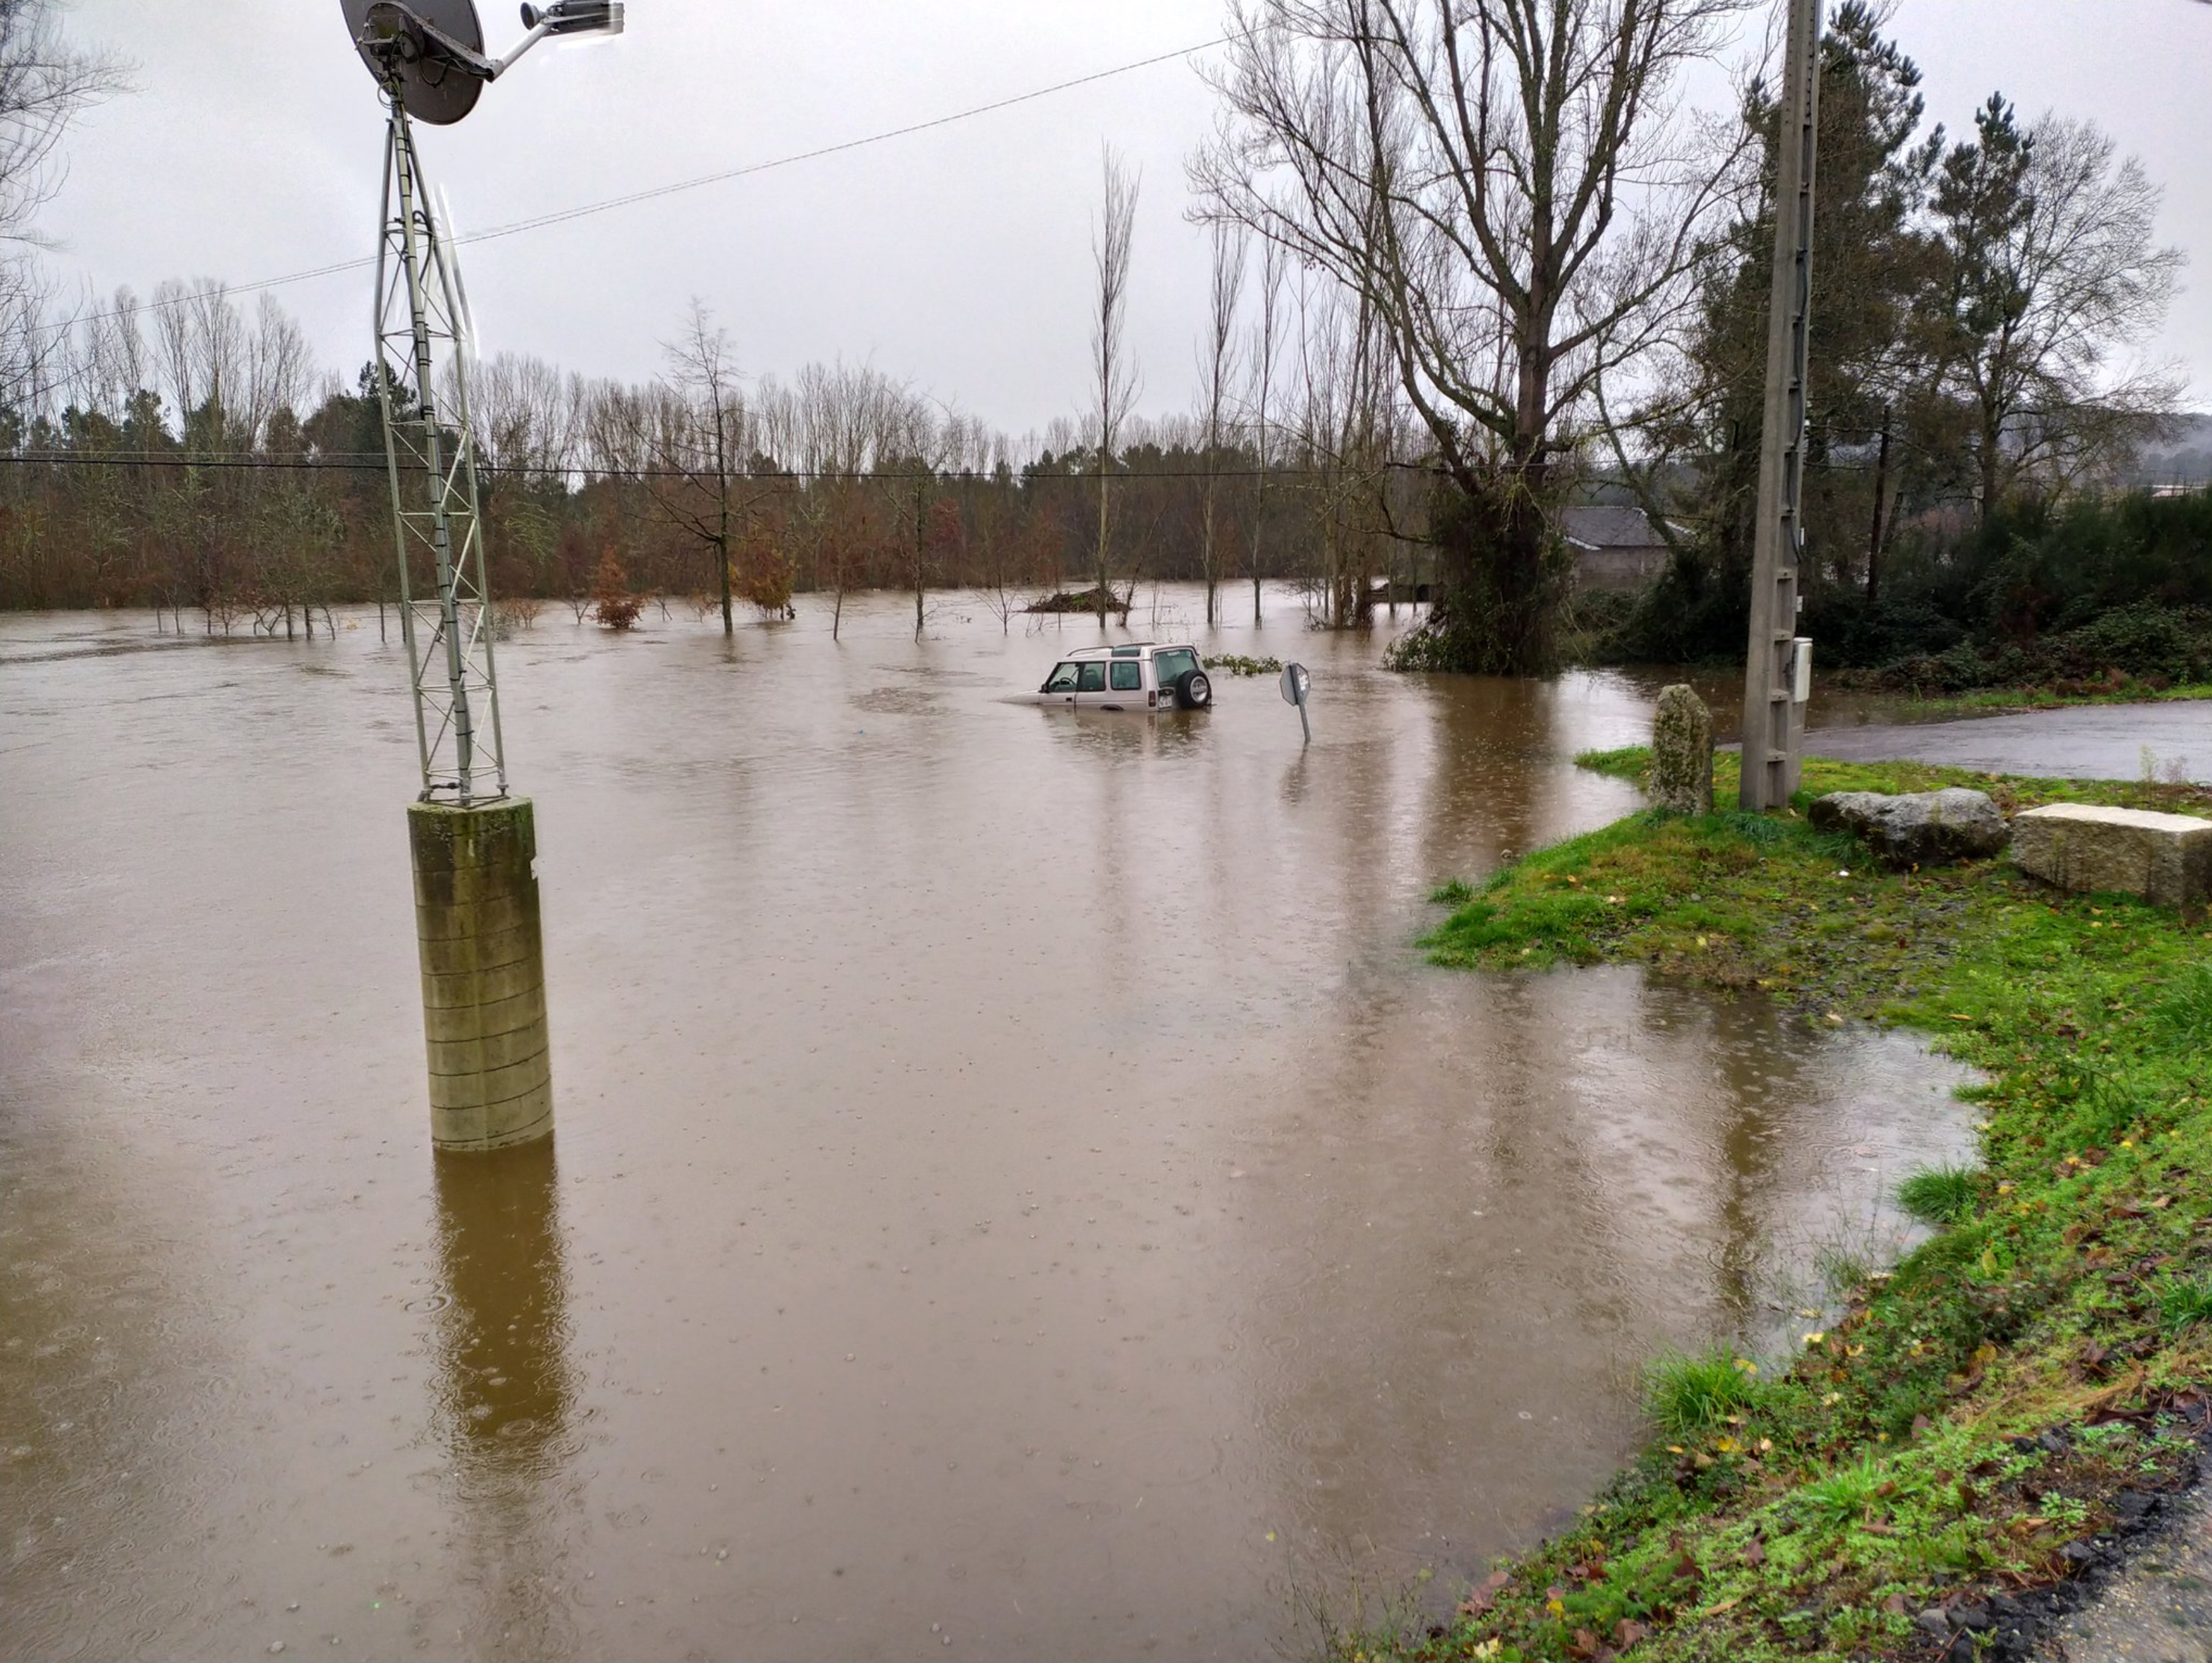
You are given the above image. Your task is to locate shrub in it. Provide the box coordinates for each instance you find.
[734,525,797,616]
[591,550,641,631]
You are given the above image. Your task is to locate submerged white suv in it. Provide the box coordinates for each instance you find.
[1034,643,1212,712]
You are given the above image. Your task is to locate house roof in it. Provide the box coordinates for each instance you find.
[1560,505,1665,551]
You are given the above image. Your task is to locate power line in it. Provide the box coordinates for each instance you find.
[0,450,1417,484]
[44,34,1231,340]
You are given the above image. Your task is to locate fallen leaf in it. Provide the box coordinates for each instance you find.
[1456,1569,1511,1617]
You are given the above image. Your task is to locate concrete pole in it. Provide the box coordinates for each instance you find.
[1738,0,1822,812]
[410,800,552,1151]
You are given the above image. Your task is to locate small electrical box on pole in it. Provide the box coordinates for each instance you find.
[1738,0,1822,812]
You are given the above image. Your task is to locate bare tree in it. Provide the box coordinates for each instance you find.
[245,294,313,445]
[1290,273,1395,626]
[69,283,143,418]
[1193,0,1748,673]
[0,0,128,406]
[1246,236,1286,623]
[604,299,757,633]
[1090,144,1140,627]
[789,357,908,640]
[148,276,247,440]
[1196,222,1246,625]
[467,350,576,595]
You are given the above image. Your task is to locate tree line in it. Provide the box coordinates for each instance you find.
[0,0,2196,673]
[0,279,1435,633]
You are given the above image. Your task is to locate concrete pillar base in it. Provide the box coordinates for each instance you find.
[408,798,553,1151]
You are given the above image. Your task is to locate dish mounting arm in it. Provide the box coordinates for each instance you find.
[358,0,620,86]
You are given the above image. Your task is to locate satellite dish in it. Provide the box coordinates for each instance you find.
[341,0,488,125]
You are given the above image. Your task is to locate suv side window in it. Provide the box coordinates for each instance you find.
[1109,661,1141,691]
[1043,663,1081,692]
[1076,663,1108,692]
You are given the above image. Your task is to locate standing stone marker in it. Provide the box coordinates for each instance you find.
[1651,685,1715,814]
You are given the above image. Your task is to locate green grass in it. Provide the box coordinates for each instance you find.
[1895,1163,1979,1227]
[1645,1350,1762,1440]
[2157,1269,2212,1333]
[1794,1453,1893,1527]
[1898,680,2212,718]
[1369,754,2212,1663]
[1572,744,2212,816]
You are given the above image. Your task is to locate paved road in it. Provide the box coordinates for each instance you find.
[2043,1489,2212,1662]
[1803,703,2212,783]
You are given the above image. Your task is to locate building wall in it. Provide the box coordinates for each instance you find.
[1571,544,1667,592]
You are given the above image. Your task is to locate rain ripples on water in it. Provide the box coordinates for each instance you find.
[0,591,1973,1660]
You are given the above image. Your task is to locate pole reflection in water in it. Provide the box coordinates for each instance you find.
[429,1139,581,1660]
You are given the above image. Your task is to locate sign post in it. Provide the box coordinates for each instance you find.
[1280,662,1312,743]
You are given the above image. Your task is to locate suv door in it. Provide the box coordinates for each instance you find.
[1040,661,1082,706]
[1151,647,1199,704]
[1071,661,1111,707]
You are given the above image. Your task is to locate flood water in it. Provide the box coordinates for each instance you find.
[1,589,1975,1662]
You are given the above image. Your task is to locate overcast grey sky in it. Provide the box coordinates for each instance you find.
[43,0,2212,435]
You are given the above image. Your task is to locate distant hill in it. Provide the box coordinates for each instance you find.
[2130,412,2212,486]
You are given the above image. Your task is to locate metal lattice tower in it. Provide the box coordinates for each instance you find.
[372,88,506,806]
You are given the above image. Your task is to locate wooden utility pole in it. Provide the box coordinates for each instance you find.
[1739,0,1822,811]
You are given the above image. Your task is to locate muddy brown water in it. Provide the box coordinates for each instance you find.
[1,591,1974,1662]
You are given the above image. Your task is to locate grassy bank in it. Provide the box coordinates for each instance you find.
[1891,682,2212,720]
[1383,753,2211,1663]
